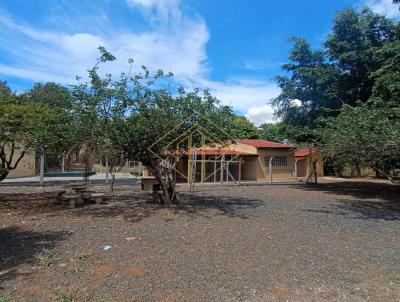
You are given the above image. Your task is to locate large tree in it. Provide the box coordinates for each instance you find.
[258,122,290,142]
[320,101,400,183]
[0,86,50,180]
[0,81,79,181]
[71,47,244,202]
[112,86,234,204]
[273,8,399,142]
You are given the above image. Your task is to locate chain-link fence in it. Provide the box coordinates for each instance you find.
[10,150,142,186]
[35,151,90,176]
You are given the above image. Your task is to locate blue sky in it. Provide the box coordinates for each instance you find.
[0,0,399,124]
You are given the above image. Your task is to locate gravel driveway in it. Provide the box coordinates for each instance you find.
[0,181,399,301]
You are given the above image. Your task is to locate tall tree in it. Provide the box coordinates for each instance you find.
[0,85,51,180]
[72,47,236,202]
[273,37,340,136]
[23,83,78,159]
[325,8,397,105]
[273,8,399,143]
[259,122,290,142]
[24,82,72,108]
[320,101,400,183]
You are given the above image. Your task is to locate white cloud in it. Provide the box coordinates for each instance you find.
[364,0,400,18]
[245,104,276,126]
[126,0,182,23]
[0,11,208,85]
[203,79,280,112]
[244,60,275,71]
[127,0,178,8]
[291,99,302,107]
[0,2,281,126]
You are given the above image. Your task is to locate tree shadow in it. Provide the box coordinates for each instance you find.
[296,182,400,202]
[297,182,400,221]
[172,191,263,219]
[0,227,70,283]
[69,189,264,223]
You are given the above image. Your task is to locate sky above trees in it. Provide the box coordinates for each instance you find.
[0,0,399,125]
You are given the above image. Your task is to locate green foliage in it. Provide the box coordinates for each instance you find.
[274,8,399,143]
[226,115,260,139]
[274,36,340,134]
[0,296,11,302]
[0,81,12,98]
[24,82,72,108]
[273,8,400,181]
[209,107,259,139]
[65,47,256,199]
[320,101,400,182]
[0,46,255,193]
[55,290,74,302]
[0,82,78,180]
[35,248,57,267]
[370,40,400,105]
[0,88,45,180]
[258,122,289,142]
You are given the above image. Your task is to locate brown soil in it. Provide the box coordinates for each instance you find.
[0,181,399,301]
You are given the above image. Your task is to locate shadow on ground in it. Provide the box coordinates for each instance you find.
[70,190,264,223]
[0,227,70,283]
[297,182,400,221]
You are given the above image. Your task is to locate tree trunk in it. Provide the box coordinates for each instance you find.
[0,170,9,182]
[110,165,116,192]
[152,164,176,205]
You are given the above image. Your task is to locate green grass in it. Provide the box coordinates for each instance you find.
[0,296,12,302]
[55,291,74,302]
[35,248,57,267]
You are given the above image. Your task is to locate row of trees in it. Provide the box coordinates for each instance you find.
[271,8,400,182]
[1,7,398,192]
[0,82,75,181]
[0,47,265,202]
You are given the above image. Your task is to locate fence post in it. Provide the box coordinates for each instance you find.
[201,134,205,183]
[269,157,273,184]
[313,160,318,184]
[220,155,224,184]
[61,154,65,173]
[238,159,242,186]
[105,155,109,184]
[213,161,216,183]
[39,151,45,185]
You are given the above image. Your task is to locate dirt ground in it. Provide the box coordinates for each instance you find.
[0,180,399,302]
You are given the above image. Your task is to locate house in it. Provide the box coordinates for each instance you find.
[237,139,296,181]
[176,139,297,183]
[294,147,324,177]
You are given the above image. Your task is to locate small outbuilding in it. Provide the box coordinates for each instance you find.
[176,139,297,183]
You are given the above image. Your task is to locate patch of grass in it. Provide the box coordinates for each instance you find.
[75,249,95,260]
[35,248,57,267]
[0,296,12,302]
[72,265,84,273]
[55,290,74,302]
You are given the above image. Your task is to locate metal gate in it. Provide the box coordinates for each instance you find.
[188,159,241,184]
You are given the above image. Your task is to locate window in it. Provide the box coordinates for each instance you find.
[265,156,288,167]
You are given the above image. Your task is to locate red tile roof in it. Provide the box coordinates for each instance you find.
[186,149,256,156]
[239,139,293,149]
[295,147,318,158]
